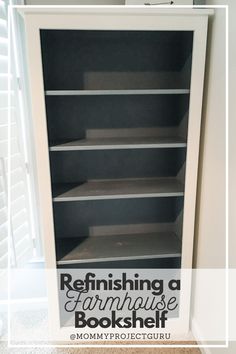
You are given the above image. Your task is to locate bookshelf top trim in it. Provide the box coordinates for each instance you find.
[17,7,214,18]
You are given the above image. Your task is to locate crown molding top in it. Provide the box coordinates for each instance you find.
[15,5,214,18]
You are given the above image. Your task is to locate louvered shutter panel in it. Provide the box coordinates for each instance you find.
[0,0,33,270]
[0,0,9,275]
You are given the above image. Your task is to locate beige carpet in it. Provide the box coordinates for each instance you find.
[0,341,201,354]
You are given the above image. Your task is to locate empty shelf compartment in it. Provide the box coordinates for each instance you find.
[56,232,182,265]
[53,178,184,201]
[45,95,190,146]
[40,30,193,90]
[53,197,184,238]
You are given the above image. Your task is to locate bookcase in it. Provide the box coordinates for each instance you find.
[19,6,212,335]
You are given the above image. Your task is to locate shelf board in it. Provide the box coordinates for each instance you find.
[56,232,181,265]
[45,89,190,96]
[49,136,187,151]
[53,177,184,202]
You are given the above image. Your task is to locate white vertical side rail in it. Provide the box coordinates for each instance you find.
[181,17,208,269]
[179,16,209,333]
[23,14,61,338]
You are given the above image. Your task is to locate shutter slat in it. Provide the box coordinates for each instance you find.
[0,92,15,109]
[0,191,6,209]
[0,138,20,156]
[0,57,7,76]
[0,123,17,140]
[12,209,27,230]
[15,234,31,256]
[11,196,26,216]
[0,19,7,38]
[11,154,23,171]
[0,207,7,225]
[0,38,7,55]
[0,237,7,258]
[13,222,29,244]
[0,107,16,125]
[11,181,26,202]
[0,253,7,269]
[11,166,25,186]
[0,228,7,243]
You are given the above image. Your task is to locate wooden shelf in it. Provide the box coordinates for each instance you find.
[45,89,190,96]
[53,177,184,202]
[49,136,187,151]
[56,232,181,265]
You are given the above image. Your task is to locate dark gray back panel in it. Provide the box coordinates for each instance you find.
[50,148,186,183]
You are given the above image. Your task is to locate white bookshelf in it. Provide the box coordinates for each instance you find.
[21,6,211,335]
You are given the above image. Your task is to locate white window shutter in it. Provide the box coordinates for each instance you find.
[0,0,34,270]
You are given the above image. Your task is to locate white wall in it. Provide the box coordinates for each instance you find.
[227,0,236,269]
[191,1,236,353]
[193,5,226,269]
[193,0,235,269]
